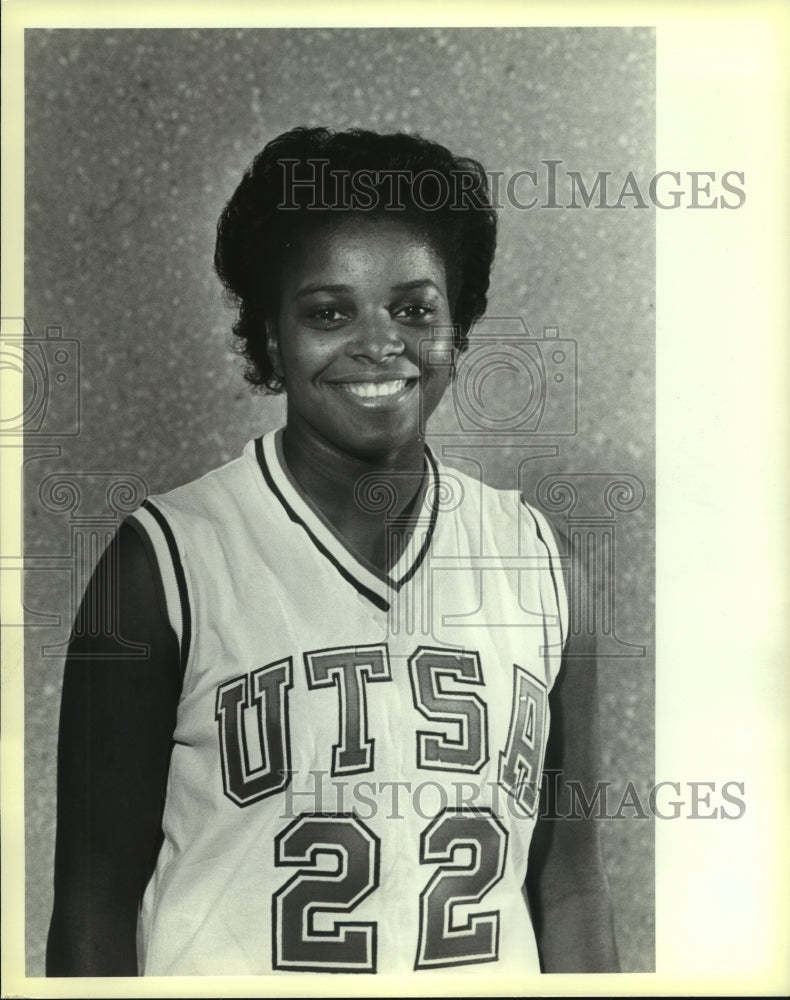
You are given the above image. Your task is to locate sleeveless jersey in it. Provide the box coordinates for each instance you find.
[127,428,568,976]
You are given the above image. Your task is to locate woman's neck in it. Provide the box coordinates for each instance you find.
[281,422,428,572]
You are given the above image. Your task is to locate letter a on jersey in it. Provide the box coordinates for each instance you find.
[498,665,548,816]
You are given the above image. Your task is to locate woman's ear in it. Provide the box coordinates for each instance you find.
[265,320,284,380]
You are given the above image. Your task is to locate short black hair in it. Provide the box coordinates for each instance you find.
[214,126,498,393]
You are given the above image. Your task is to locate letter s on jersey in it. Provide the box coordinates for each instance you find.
[409,647,489,773]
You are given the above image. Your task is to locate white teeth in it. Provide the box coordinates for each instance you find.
[341,380,407,398]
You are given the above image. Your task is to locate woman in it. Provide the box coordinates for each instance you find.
[47,126,619,977]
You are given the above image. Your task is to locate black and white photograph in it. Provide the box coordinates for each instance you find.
[1,2,787,997]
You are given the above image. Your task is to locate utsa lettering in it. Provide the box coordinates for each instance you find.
[216,645,548,807]
[131,430,567,974]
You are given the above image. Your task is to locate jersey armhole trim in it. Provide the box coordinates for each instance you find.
[123,516,174,641]
[130,499,192,679]
[519,497,569,649]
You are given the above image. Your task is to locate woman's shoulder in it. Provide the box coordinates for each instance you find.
[138,438,262,521]
[436,455,558,536]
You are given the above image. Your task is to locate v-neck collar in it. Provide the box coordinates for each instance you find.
[254,428,440,612]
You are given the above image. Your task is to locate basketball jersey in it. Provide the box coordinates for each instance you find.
[127,428,568,976]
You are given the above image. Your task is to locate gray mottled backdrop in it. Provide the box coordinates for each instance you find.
[24,27,655,976]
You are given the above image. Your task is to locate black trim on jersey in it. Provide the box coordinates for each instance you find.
[255,435,442,613]
[123,516,173,642]
[397,444,441,589]
[520,497,565,650]
[255,437,390,612]
[256,435,441,597]
[141,498,192,677]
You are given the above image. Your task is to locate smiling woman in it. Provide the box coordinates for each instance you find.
[46,127,619,978]
[271,218,453,461]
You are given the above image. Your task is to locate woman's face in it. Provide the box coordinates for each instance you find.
[269,216,455,461]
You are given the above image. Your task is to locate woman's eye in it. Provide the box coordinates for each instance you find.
[394,303,436,322]
[308,306,347,325]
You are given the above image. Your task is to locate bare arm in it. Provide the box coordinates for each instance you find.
[526,529,620,972]
[46,521,181,976]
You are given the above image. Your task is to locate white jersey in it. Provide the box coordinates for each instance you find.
[128,428,568,976]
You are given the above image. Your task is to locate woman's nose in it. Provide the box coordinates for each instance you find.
[349,312,405,362]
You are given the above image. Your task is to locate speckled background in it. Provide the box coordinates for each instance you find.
[24,27,655,975]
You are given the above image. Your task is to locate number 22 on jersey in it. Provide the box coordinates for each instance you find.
[272,808,508,973]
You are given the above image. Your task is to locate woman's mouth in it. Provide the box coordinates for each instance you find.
[338,379,409,399]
